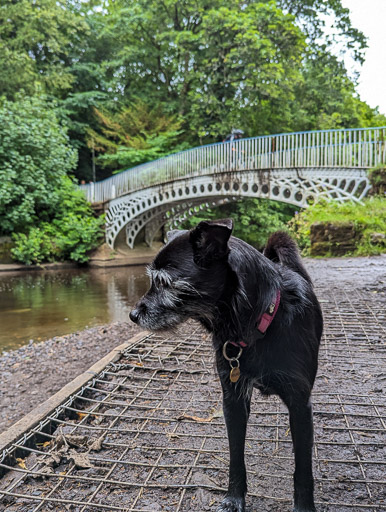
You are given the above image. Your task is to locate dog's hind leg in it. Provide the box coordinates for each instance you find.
[216,372,251,512]
[281,392,316,512]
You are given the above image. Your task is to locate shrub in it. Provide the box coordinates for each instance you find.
[11,176,105,265]
[11,229,55,265]
[288,197,386,256]
[0,94,78,235]
[180,198,296,249]
[0,94,105,265]
[368,165,386,196]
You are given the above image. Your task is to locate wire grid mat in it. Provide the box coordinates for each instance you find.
[0,288,385,511]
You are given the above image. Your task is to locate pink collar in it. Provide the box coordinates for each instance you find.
[231,290,281,348]
[257,289,281,335]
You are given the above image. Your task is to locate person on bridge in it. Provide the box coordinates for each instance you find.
[223,128,244,143]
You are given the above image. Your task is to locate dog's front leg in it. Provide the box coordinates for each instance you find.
[217,362,251,512]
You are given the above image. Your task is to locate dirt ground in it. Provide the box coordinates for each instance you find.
[0,322,141,433]
[0,255,385,511]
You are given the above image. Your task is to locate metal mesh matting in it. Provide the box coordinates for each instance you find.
[0,287,385,511]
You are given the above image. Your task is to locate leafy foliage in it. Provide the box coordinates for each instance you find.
[368,165,386,196]
[86,0,382,146]
[1,0,382,181]
[290,51,386,131]
[103,1,306,141]
[0,0,89,98]
[181,199,297,249]
[0,94,104,264]
[288,198,386,256]
[87,101,190,172]
[276,0,367,62]
[0,95,78,234]
[1,0,385,263]
[11,175,105,265]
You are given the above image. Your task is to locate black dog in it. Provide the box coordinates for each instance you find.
[130,219,323,512]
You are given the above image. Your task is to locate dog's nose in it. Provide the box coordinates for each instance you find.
[129,308,140,324]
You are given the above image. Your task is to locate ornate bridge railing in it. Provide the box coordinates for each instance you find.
[80,127,386,204]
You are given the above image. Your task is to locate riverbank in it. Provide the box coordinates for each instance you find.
[1,255,385,434]
[0,322,141,432]
[0,243,160,272]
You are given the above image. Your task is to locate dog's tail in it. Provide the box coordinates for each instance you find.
[264,231,312,283]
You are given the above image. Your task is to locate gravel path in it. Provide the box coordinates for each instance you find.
[0,323,140,432]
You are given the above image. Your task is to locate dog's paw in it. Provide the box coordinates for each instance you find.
[217,496,245,512]
[293,507,316,512]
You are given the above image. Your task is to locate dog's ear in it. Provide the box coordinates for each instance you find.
[190,219,233,267]
[166,230,183,243]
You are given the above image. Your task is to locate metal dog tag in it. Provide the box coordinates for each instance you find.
[230,366,241,383]
[223,342,243,384]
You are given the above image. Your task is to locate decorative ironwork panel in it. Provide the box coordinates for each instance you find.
[104,168,371,248]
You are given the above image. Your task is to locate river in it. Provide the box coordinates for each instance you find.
[0,266,149,352]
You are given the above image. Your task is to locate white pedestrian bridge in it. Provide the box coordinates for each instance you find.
[80,127,386,249]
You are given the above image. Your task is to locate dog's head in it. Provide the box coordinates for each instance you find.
[129,219,234,331]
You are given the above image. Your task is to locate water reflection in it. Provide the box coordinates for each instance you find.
[0,267,149,352]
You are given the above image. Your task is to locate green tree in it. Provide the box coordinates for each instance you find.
[87,100,190,172]
[91,0,381,148]
[103,1,306,141]
[0,94,78,234]
[1,0,381,182]
[56,2,117,180]
[0,94,104,264]
[276,0,367,62]
[290,51,386,131]
[0,0,89,98]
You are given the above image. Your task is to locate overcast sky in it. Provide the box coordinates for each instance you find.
[340,0,386,115]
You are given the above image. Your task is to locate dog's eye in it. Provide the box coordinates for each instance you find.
[153,277,171,289]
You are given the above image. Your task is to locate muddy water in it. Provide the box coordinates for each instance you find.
[0,267,149,352]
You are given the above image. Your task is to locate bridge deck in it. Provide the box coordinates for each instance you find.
[1,264,385,511]
[81,127,386,204]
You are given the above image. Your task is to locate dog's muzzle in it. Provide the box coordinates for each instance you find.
[129,308,140,323]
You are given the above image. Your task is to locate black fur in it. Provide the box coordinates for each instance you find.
[130,219,323,512]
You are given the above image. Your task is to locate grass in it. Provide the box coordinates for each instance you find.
[288,196,386,256]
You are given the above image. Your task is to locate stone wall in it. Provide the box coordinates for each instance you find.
[310,222,359,256]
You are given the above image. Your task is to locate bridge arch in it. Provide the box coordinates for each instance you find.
[105,168,370,248]
[79,127,385,249]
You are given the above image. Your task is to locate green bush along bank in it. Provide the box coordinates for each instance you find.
[0,95,104,265]
[288,197,386,257]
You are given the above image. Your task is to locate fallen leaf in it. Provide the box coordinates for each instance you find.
[166,433,180,440]
[16,458,26,470]
[89,436,104,452]
[177,413,213,423]
[210,408,223,419]
[36,441,51,448]
[68,449,93,469]
[65,435,89,448]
